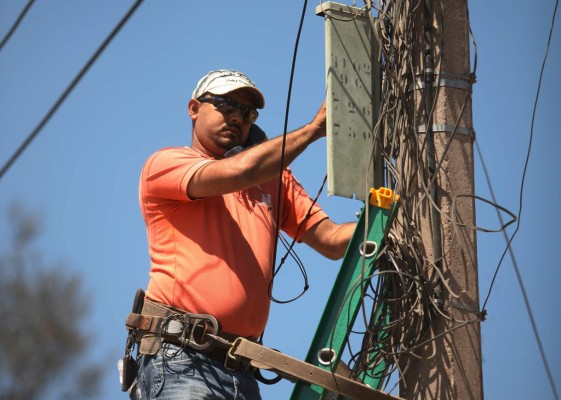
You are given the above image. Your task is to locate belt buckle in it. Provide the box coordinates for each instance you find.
[161,312,220,352]
[224,337,245,371]
[186,314,220,351]
[224,352,245,372]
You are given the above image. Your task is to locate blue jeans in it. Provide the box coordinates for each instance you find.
[129,343,262,400]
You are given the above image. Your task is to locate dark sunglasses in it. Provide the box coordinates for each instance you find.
[198,95,259,123]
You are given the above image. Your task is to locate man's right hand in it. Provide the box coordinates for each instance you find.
[309,102,327,140]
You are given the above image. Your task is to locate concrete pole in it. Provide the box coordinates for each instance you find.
[398,0,483,398]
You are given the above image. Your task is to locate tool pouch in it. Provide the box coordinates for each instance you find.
[120,288,145,392]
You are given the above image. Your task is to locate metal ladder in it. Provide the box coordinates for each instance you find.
[289,188,399,400]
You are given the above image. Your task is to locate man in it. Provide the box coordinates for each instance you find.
[131,69,355,399]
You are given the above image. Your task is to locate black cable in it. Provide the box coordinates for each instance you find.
[0,0,144,181]
[269,0,309,302]
[480,1,559,398]
[0,0,35,52]
[481,0,558,311]
[476,142,559,400]
[268,174,327,304]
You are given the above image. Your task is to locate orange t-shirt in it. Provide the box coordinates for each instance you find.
[139,146,328,338]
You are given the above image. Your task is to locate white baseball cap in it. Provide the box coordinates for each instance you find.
[192,69,265,109]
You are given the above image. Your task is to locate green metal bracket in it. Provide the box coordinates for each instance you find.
[290,190,398,400]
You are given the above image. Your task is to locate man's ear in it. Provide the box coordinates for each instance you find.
[188,98,200,121]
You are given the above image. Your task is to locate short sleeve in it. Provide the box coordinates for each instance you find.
[280,168,329,241]
[140,147,212,202]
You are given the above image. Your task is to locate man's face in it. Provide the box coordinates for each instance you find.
[189,89,257,158]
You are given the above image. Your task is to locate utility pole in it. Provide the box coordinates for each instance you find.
[398,0,483,398]
[291,1,483,399]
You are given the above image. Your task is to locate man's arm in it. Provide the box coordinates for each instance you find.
[300,219,356,260]
[188,103,326,199]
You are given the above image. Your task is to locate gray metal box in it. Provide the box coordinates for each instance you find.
[316,2,381,201]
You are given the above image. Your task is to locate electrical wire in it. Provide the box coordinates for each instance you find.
[0,0,144,181]
[479,2,559,396]
[320,0,492,392]
[481,0,558,311]
[0,0,35,52]
[268,175,328,304]
[476,141,560,400]
[269,0,310,304]
[333,0,560,396]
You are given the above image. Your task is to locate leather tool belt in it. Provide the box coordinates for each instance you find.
[126,298,248,371]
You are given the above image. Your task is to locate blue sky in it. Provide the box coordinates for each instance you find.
[0,1,559,399]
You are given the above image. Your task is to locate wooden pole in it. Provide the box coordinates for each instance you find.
[399,0,483,398]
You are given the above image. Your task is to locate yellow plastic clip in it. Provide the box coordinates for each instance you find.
[369,187,400,210]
